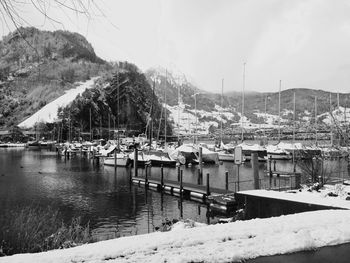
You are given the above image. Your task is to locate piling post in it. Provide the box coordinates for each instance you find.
[225,171,229,191]
[273,160,276,171]
[252,153,259,189]
[145,164,148,186]
[197,168,201,185]
[160,165,164,188]
[237,164,240,192]
[177,165,180,182]
[129,167,132,184]
[206,173,210,197]
[180,170,183,198]
[199,147,203,177]
[134,148,138,178]
[114,149,117,170]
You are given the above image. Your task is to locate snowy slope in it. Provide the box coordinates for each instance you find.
[3,210,350,263]
[18,77,99,128]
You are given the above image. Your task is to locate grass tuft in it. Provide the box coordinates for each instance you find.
[0,205,92,256]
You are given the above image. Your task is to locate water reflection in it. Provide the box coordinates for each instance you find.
[0,148,349,241]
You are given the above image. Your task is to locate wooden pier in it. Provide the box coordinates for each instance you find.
[132,176,233,199]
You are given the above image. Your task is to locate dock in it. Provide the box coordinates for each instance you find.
[235,189,350,220]
[131,175,237,213]
[132,176,233,199]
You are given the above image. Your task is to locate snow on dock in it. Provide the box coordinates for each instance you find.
[2,210,350,263]
[239,184,350,210]
[18,77,99,128]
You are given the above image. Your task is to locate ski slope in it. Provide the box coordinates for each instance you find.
[18,78,99,128]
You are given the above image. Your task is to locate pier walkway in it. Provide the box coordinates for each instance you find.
[132,176,233,200]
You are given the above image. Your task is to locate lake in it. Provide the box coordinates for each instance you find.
[0,147,348,242]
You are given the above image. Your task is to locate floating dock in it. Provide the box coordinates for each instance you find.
[131,176,237,212]
[132,176,233,199]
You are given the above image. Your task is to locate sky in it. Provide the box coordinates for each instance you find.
[1,0,350,93]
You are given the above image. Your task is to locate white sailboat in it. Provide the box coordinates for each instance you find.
[104,152,131,167]
[266,81,292,160]
[217,78,235,162]
[103,72,131,167]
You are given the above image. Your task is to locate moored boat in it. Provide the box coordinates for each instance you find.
[103,153,131,167]
[146,150,177,167]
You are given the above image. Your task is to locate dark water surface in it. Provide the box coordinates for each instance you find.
[0,148,349,241]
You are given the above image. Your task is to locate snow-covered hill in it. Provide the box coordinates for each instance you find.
[18,78,98,128]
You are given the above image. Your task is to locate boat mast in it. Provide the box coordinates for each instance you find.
[337,92,340,146]
[330,93,333,146]
[194,92,198,144]
[177,78,180,143]
[337,92,340,109]
[241,62,246,141]
[278,80,281,142]
[315,96,318,146]
[164,70,167,146]
[117,71,120,151]
[293,92,296,172]
[89,108,92,141]
[264,95,267,138]
[108,113,110,141]
[221,78,224,145]
[157,76,163,142]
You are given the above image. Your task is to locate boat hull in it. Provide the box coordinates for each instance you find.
[218,153,234,162]
[266,153,292,160]
[104,156,131,167]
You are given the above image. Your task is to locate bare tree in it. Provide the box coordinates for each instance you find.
[329,109,350,146]
[0,1,102,31]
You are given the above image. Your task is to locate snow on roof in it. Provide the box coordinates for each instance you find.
[4,209,350,262]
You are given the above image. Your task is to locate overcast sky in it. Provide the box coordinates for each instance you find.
[1,0,350,93]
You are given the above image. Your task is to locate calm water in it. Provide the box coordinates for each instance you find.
[0,147,349,241]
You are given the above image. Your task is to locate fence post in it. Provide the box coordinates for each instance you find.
[225,171,229,191]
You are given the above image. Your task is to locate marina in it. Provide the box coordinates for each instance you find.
[2,2,350,260]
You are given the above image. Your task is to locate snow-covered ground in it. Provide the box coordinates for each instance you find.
[18,77,99,128]
[3,210,350,263]
[167,100,350,136]
[320,106,350,125]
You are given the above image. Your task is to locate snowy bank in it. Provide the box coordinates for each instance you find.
[2,210,350,263]
[18,77,99,128]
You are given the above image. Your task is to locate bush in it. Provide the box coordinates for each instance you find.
[0,205,92,256]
